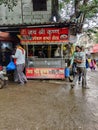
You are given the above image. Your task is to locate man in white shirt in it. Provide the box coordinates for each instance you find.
[12,44,27,85]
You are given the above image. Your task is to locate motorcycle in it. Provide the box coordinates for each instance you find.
[0,65,8,89]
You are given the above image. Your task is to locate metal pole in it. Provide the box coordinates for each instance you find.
[21,0,23,24]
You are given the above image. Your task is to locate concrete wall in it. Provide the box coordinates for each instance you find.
[0,0,52,25]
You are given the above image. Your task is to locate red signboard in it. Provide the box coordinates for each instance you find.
[26,68,65,79]
[20,27,69,44]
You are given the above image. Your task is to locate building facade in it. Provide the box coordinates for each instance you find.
[0,0,52,25]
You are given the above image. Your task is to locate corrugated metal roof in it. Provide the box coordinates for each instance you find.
[0,21,76,30]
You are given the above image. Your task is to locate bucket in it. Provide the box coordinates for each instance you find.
[65,67,70,77]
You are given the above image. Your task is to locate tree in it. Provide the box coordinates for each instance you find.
[54,0,98,34]
[0,0,18,11]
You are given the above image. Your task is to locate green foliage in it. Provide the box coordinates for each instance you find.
[0,0,18,11]
[59,0,98,33]
[61,0,71,3]
[87,29,97,34]
[59,0,98,19]
[80,1,98,16]
[86,28,98,43]
[94,32,98,43]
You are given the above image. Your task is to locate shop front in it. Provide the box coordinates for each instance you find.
[20,27,72,79]
[0,32,15,66]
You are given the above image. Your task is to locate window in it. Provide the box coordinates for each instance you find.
[32,0,47,11]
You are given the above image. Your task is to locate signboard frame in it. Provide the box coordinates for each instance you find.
[26,68,65,79]
[20,27,69,44]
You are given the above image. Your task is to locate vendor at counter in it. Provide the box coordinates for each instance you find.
[38,50,45,58]
[28,45,46,58]
[28,49,33,57]
[54,45,61,58]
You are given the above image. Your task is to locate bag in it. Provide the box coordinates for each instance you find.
[65,67,70,77]
[86,59,89,68]
[6,60,16,71]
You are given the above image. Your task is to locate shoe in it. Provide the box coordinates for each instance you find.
[71,83,75,88]
[24,80,28,84]
[18,83,24,86]
[78,81,81,85]
[14,80,19,83]
[82,86,89,89]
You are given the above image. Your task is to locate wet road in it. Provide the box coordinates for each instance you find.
[0,69,98,130]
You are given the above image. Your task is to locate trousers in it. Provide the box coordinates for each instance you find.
[14,64,27,84]
[73,67,87,87]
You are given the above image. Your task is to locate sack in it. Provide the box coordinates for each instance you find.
[6,60,16,71]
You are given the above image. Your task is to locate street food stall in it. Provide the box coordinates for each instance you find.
[20,26,72,79]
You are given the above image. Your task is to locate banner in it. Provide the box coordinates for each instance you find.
[26,68,65,79]
[20,27,69,44]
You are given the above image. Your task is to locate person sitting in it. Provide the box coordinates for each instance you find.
[54,45,61,58]
[28,50,33,57]
[38,51,45,58]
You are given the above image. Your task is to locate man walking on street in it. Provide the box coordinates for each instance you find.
[12,44,27,85]
[71,46,88,89]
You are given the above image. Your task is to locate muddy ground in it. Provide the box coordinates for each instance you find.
[0,69,98,130]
